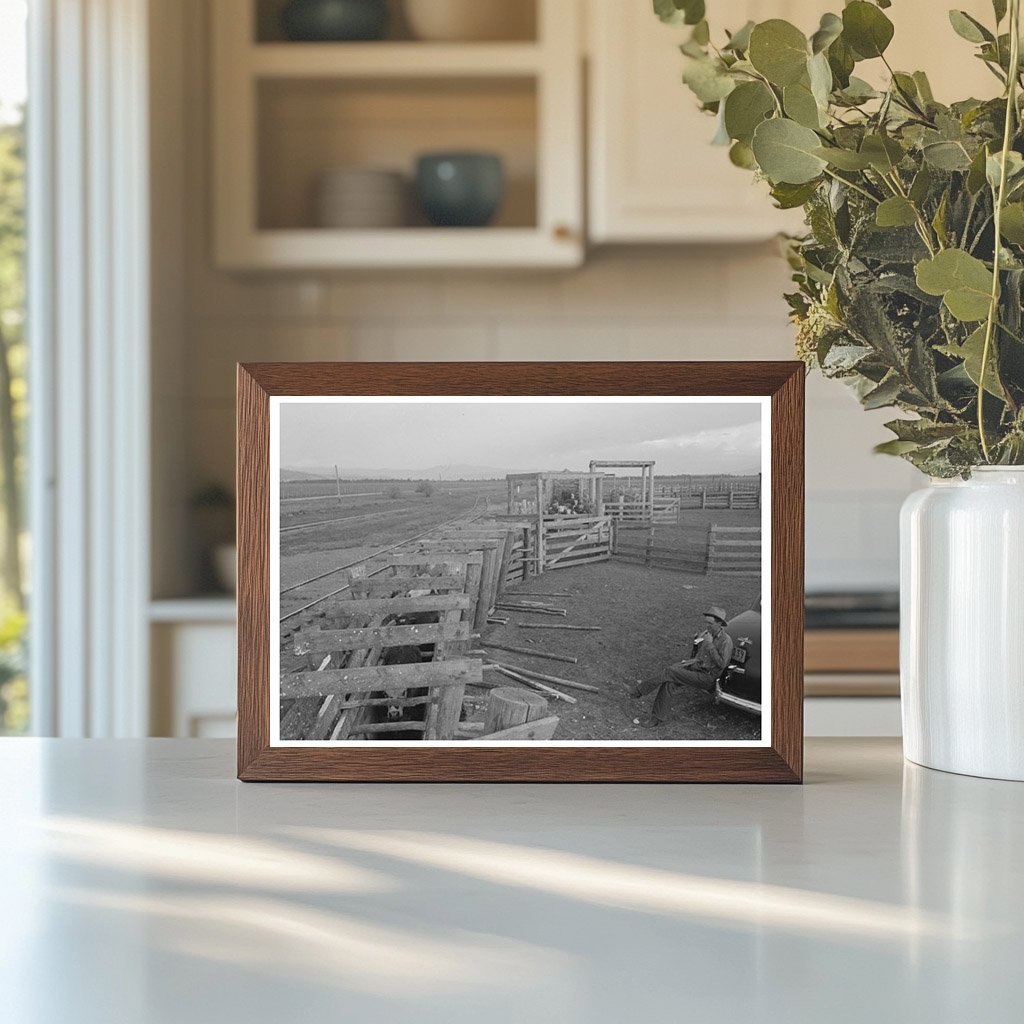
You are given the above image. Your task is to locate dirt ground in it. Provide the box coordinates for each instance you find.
[472,558,762,742]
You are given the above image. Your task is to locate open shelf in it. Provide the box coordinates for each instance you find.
[257,76,538,232]
[213,0,582,268]
[254,0,539,44]
[249,41,544,77]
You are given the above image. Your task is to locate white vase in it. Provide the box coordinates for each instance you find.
[900,467,1024,780]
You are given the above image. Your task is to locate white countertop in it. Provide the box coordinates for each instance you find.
[0,738,1020,1023]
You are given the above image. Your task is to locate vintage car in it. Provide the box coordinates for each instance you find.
[715,597,762,716]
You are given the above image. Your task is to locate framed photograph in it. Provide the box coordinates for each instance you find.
[237,362,804,782]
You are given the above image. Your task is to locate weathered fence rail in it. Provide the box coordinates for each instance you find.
[707,525,761,576]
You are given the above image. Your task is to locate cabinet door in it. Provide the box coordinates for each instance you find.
[587,0,996,244]
[587,0,807,243]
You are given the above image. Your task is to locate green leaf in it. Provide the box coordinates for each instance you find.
[807,51,833,109]
[682,57,736,104]
[923,140,972,171]
[863,374,903,409]
[729,140,757,169]
[748,20,809,86]
[967,144,991,193]
[784,80,824,129]
[691,19,710,45]
[724,20,755,53]
[827,35,856,88]
[810,12,843,54]
[771,180,820,209]
[939,326,1006,398]
[909,164,933,205]
[876,197,918,228]
[751,118,828,184]
[842,1,895,59]
[986,150,1024,191]
[913,71,935,104]
[885,418,963,443]
[837,76,879,104]
[915,249,994,321]
[814,146,872,170]
[1000,203,1024,245]
[932,190,950,247]
[948,10,994,44]
[875,439,922,455]
[993,0,1008,24]
[723,81,775,144]
[653,0,705,26]
[860,133,904,173]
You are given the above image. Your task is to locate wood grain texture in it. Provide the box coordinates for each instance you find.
[237,361,805,783]
[804,629,899,674]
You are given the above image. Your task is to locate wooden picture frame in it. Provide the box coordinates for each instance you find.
[238,362,804,782]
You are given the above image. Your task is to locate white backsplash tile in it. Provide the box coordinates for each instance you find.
[183,249,917,591]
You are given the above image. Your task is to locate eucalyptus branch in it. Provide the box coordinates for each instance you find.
[979,0,1021,461]
[822,167,881,205]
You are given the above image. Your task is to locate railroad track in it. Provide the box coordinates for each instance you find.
[280,504,421,535]
[279,495,490,638]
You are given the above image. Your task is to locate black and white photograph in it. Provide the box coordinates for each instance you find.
[271,397,770,745]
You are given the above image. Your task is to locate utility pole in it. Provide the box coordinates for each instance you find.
[334,464,342,506]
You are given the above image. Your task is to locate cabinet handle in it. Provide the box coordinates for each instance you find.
[553,224,575,241]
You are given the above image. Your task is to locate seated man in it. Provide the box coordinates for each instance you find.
[630,606,734,728]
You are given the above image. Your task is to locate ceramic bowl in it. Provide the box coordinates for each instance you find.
[415,152,504,228]
[316,168,407,228]
[403,0,534,42]
[281,0,389,42]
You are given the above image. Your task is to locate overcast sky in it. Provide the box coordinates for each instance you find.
[280,400,762,477]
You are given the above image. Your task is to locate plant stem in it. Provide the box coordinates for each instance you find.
[822,167,880,205]
[979,0,1021,462]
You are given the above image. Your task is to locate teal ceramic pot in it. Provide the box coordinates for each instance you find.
[281,0,388,41]
[415,153,505,227]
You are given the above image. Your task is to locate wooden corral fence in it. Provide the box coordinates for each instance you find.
[612,522,762,577]
[678,488,760,511]
[604,497,679,524]
[279,515,569,742]
[707,526,761,576]
[612,524,708,575]
[280,550,484,741]
[663,475,761,511]
[541,514,614,571]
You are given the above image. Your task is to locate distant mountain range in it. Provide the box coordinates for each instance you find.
[282,464,517,482]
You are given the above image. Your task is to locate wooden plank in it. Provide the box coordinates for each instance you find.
[710,527,762,533]
[333,594,473,616]
[281,659,483,699]
[294,621,471,655]
[480,641,578,665]
[495,604,567,617]
[349,575,466,595]
[489,662,600,693]
[389,552,484,566]
[805,629,899,673]
[347,721,428,736]
[545,553,611,570]
[326,695,436,712]
[493,665,577,704]
[519,623,601,631]
[325,610,388,741]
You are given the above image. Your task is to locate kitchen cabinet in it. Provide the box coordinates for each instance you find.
[587,0,998,244]
[211,0,583,269]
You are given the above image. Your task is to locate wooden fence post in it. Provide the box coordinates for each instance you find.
[705,524,713,574]
[486,687,548,734]
[645,526,654,569]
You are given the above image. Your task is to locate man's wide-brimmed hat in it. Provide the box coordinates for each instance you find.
[703,606,728,624]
